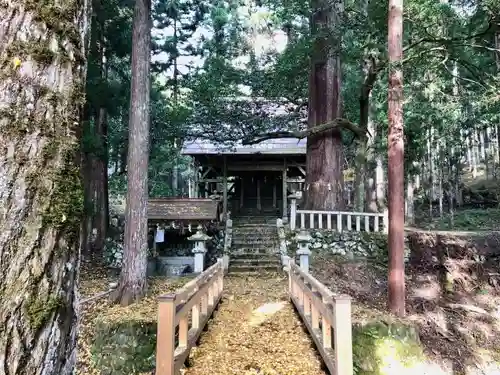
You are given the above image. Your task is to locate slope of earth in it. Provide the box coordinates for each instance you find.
[183,273,328,375]
[311,233,500,375]
[77,259,193,375]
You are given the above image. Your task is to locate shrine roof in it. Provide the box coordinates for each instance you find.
[181,138,307,155]
[148,198,219,221]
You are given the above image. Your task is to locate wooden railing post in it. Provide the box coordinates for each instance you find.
[322,295,332,350]
[383,209,389,233]
[333,295,353,375]
[289,194,297,231]
[288,262,353,375]
[156,295,176,375]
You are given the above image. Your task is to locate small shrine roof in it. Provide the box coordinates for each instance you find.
[148,198,219,221]
[181,138,306,155]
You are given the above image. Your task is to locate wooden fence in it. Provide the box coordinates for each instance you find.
[156,258,224,375]
[288,262,353,375]
[292,207,388,233]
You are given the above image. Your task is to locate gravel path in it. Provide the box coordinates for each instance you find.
[183,273,328,375]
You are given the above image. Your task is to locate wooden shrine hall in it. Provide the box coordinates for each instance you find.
[181,138,307,220]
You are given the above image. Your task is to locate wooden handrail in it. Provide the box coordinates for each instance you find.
[156,258,224,375]
[288,262,353,375]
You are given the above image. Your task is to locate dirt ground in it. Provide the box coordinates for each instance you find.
[311,233,500,374]
[77,262,327,375]
[77,260,192,375]
[183,273,327,375]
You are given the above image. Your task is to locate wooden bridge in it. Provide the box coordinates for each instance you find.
[154,257,354,375]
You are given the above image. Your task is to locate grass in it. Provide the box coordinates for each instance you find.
[419,208,500,231]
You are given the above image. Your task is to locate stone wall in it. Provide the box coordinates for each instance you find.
[286,229,410,263]
[103,220,224,273]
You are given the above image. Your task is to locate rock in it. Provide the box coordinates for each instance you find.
[353,320,426,375]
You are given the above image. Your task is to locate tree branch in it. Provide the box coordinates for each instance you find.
[241,118,368,145]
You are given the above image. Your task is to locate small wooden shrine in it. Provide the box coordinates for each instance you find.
[147,198,221,256]
[181,138,307,220]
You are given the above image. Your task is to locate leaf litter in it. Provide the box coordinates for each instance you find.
[183,272,328,375]
[77,261,193,375]
[78,263,326,375]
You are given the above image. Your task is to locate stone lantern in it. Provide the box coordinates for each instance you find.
[296,229,312,273]
[188,225,211,273]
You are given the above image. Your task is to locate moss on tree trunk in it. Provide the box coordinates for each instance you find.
[0,1,89,374]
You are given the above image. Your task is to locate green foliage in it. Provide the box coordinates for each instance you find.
[90,0,500,207]
[422,208,500,230]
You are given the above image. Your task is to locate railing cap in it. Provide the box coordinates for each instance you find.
[158,293,177,302]
[333,294,352,302]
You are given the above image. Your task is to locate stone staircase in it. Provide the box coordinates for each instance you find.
[229,216,282,274]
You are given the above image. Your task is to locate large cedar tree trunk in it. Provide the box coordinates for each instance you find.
[354,55,379,211]
[93,42,110,252]
[387,0,406,316]
[81,103,95,256]
[0,1,89,374]
[304,0,345,210]
[112,0,152,305]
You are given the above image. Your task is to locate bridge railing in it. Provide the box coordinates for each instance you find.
[289,196,388,233]
[288,261,353,375]
[156,258,224,375]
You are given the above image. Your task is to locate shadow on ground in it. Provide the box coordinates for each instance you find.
[312,232,500,375]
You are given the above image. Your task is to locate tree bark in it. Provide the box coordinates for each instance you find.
[93,41,109,252]
[112,0,152,306]
[355,54,381,211]
[81,103,95,256]
[305,0,345,210]
[387,0,405,317]
[0,0,89,374]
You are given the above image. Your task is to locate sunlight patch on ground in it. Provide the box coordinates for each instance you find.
[376,340,450,375]
[247,301,286,327]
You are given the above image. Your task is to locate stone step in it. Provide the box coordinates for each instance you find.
[232,238,277,245]
[232,223,277,229]
[229,253,281,264]
[231,234,278,241]
[230,248,278,256]
[231,258,280,266]
[232,226,277,232]
[229,264,281,273]
[227,270,283,277]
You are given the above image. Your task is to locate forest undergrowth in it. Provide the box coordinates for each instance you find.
[312,234,500,375]
[77,260,193,375]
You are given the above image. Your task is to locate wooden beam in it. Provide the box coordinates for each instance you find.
[227,164,284,171]
[199,178,223,183]
[223,155,228,220]
[287,178,305,183]
[201,166,214,179]
[282,158,288,219]
[240,177,244,208]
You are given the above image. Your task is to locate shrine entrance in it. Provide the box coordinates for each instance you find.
[181,138,307,220]
[231,172,284,217]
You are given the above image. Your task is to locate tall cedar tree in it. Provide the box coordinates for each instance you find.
[0,0,89,373]
[387,0,405,316]
[305,0,345,210]
[112,0,152,305]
